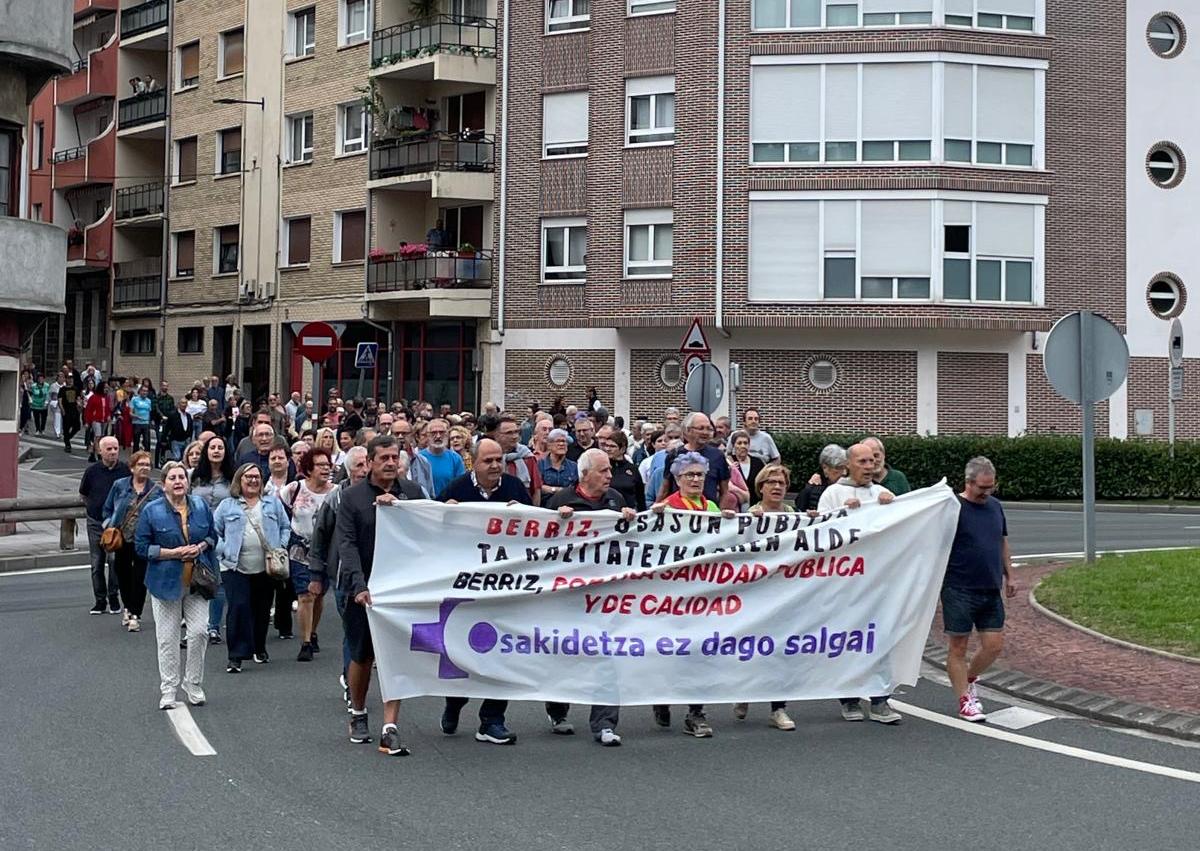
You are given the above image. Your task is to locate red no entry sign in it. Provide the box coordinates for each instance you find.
[295,321,339,362]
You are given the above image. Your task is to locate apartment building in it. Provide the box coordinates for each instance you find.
[486,1,1197,439]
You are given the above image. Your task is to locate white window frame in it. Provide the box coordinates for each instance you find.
[218,28,244,79]
[280,216,311,268]
[547,0,590,33]
[289,7,317,58]
[629,0,676,15]
[338,102,367,155]
[626,76,675,147]
[750,1,1044,34]
[541,217,587,283]
[175,41,200,91]
[333,209,366,263]
[286,112,314,164]
[542,91,588,158]
[172,136,197,184]
[216,128,241,176]
[624,209,673,279]
[340,0,370,46]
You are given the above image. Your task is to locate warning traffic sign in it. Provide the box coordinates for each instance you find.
[680,318,710,354]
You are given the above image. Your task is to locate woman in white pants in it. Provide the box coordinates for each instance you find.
[134,462,218,709]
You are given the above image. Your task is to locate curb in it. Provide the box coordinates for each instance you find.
[1009,501,1200,514]
[922,641,1200,743]
[1029,583,1200,667]
[0,552,90,573]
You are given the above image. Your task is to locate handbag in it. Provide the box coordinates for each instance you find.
[99,526,124,553]
[189,558,219,600]
[119,485,156,540]
[248,509,290,580]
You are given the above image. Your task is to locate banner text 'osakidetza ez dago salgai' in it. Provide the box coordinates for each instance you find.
[366,483,960,705]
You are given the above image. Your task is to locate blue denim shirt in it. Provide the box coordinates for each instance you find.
[134,495,218,601]
[212,494,291,572]
[538,456,579,489]
[102,476,162,529]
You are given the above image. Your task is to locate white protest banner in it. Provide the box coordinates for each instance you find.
[366,483,960,705]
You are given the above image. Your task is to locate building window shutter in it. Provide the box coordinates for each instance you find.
[177,138,197,181]
[943,63,974,140]
[340,211,365,262]
[976,203,1034,257]
[861,200,932,277]
[977,66,1035,143]
[288,218,311,265]
[542,91,588,154]
[824,65,858,142]
[861,63,932,140]
[749,201,820,301]
[823,201,857,251]
[176,231,195,274]
[181,43,199,80]
[979,0,1035,14]
[223,29,244,75]
[751,66,821,143]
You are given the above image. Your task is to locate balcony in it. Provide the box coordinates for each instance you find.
[371,15,497,85]
[55,31,117,106]
[113,258,162,311]
[75,0,119,15]
[120,0,168,39]
[368,133,494,200]
[366,249,493,317]
[118,90,167,134]
[0,219,69,314]
[115,181,164,221]
[66,207,113,270]
[52,121,115,190]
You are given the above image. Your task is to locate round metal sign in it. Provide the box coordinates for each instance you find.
[685,362,725,414]
[295,321,340,363]
[1043,312,1129,404]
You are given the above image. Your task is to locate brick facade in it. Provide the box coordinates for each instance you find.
[629,349,688,421]
[502,349,615,412]
[937,352,1008,435]
[1127,357,1200,439]
[1025,354,1110,435]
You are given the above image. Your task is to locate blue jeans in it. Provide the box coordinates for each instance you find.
[334,588,350,675]
[170,440,186,461]
[207,582,226,633]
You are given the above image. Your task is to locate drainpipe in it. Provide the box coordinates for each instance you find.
[361,191,394,396]
[157,0,174,386]
[496,0,511,335]
[714,0,729,338]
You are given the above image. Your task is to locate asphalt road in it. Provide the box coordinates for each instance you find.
[2,569,1198,851]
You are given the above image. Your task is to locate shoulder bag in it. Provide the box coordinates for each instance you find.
[118,484,157,542]
[248,508,291,580]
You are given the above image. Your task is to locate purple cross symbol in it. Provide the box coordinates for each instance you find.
[410,597,473,679]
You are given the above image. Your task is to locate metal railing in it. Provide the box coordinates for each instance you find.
[51,145,86,164]
[118,90,167,128]
[368,249,494,294]
[369,133,494,180]
[120,0,168,38]
[372,14,497,66]
[68,57,89,75]
[115,181,164,219]
[0,496,86,552]
[113,274,162,309]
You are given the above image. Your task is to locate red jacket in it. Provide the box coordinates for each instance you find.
[84,392,112,425]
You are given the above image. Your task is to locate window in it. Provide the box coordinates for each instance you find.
[178,327,204,354]
[338,102,366,155]
[33,122,44,170]
[1147,143,1185,188]
[542,218,587,282]
[32,203,42,221]
[658,356,682,387]
[177,42,200,89]
[283,216,312,267]
[217,128,241,175]
[976,5,1035,31]
[120,330,155,355]
[542,91,588,157]
[1147,274,1185,319]
[215,225,239,274]
[0,127,16,217]
[943,62,1036,168]
[625,209,673,278]
[627,76,675,146]
[942,200,1035,302]
[547,357,572,386]
[173,231,195,277]
[174,136,197,183]
[290,7,316,57]
[219,28,244,77]
[340,0,368,45]
[335,210,366,262]
[629,0,675,14]
[863,10,933,26]
[286,112,314,163]
[1148,13,1185,58]
[547,0,590,33]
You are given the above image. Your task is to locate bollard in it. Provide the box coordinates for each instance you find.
[60,517,77,551]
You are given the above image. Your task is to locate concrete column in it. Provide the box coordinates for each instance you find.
[916,348,938,435]
[1007,347,1028,437]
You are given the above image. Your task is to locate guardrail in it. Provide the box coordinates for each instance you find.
[120,0,168,38]
[372,13,497,66]
[0,496,87,551]
[119,90,167,128]
[369,132,494,180]
[116,181,164,219]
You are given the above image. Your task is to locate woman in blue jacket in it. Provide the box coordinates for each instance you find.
[213,463,291,672]
[134,461,217,710]
[102,450,161,633]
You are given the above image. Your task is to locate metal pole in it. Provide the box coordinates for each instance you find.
[311,361,320,427]
[1079,311,1097,564]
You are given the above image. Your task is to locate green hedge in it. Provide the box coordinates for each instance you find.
[775,433,1200,501]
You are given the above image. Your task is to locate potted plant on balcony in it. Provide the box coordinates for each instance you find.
[368,247,397,264]
[399,242,429,259]
[457,242,477,259]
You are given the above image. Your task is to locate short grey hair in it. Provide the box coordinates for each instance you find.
[547,428,569,443]
[819,443,848,470]
[343,445,367,470]
[670,450,710,478]
[682,411,711,431]
[965,456,995,482]
[577,447,609,475]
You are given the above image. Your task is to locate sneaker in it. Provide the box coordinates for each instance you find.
[179,635,187,649]
[108,603,122,615]
[840,700,866,722]
[310,632,320,653]
[548,714,575,735]
[967,676,980,704]
[769,708,796,731]
[733,702,749,720]
[253,652,270,664]
[683,713,713,738]
[297,643,314,662]
[869,701,903,725]
[378,726,411,756]
[475,723,517,745]
[159,693,176,710]
[121,609,131,626]
[184,686,206,706]
[653,706,671,728]
[959,695,987,723]
[595,728,622,747]
[127,616,141,633]
[89,602,106,615]
[349,712,372,744]
[277,632,294,640]
[441,703,462,735]
[226,660,242,673]
[207,629,222,645]
[340,673,350,707]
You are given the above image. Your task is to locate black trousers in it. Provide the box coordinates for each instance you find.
[273,577,296,635]
[113,543,147,617]
[224,570,274,661]
[62,409,80,449]
[545,702,621,734]
[32,409,47,433]
[445,697,508,727]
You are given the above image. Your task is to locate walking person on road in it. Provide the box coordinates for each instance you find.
[130,385,154,453]
[153,381,175,466]
[279,447,335,662]
[191,436,235,644]
[134,462,217,709]
[164,397,192,462]
[28,374,50,435]
[83,380,112,463]
[79,436,130,615]
[944,456,1016,722]
[102,451,161,633]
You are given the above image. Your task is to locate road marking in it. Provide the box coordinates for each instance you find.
[0,564,90,577]
[166,705,217,756]
[1013,545,1196,560]
[892,700,1200,784]
[984,706,1056,730]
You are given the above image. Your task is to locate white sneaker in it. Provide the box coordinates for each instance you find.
[769,708,796,731]
[869,701,903,725]
[967,677,980,704]
[127,616,141,633]
[159,693,177,710]
[121,609,131,626]
[596,728,622,747]
[184,685,206,706]
[840,701,866,722]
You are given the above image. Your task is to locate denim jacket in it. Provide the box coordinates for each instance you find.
[134,495,218,601]
[102,477,162,529]
[212,495,291,572]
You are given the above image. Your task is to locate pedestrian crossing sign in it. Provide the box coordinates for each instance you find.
[354,342,378,369]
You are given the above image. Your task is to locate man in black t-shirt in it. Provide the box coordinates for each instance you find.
[942,456,1016,723]
[78,436,130,614]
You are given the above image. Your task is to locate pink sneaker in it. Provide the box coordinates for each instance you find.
[958,694,987,723]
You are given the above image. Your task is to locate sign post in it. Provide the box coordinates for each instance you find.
[1043,311,1130,563]
[685,362,725,415]
[354,342,378,401]
[295,322,341,416]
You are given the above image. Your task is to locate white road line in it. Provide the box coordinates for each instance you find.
[984,706,1056,730]
[892,700,1200,784]
[0,564,90,577]
[165,705,217,756]
[1013,545,1196,560]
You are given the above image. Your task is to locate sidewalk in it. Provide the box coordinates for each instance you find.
[925,560,1200,741]
[0,460,89,570]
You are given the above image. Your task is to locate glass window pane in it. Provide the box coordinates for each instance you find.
[653,223,673,259]
[826,3,857,26]
[788,142,819,161]
[754,143,785,162]
[898,277,930,298]
[824,257,856,298]
[1007,15,1034,31]
[899,12,932,24]
[629,225,650,261]
[1006,260,1033,302]
[654,93,674,129]
[978,12,1003,28]
[631,96,650,130]
[789,0,820,26]
[945,225,970,254]
[754,0,786,27]
[977,259,1002,300]
[546,229,564,267]
[899,140,931,161]
[550,0,568,16]
[862,277,893,298]
[977,142,1003,164]
[862,12,893,25]
[945,139,972,161]
[1006,143,1033,166]
[863,141,894,161]
[568,226,587,266]
[943,258,971,299]
[946,14,972,26]
[826,141,857,161]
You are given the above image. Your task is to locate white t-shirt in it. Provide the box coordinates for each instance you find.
[817,480,892,514]
[238,501,266,574]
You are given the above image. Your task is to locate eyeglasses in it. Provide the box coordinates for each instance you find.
[762,479,787,487]
[679,471,706,479]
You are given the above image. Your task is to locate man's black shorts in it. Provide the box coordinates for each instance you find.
[341,598,374,664]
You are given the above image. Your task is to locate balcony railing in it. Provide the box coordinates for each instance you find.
[116,181,164,219]
[51,145,86,164]
[68,58,89,75]
[120,0,168,38]
[113,269,163,309]
[367,249,494,294]
[118,90,166,128]
[369,133,494,180]
[372,14,497,67]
